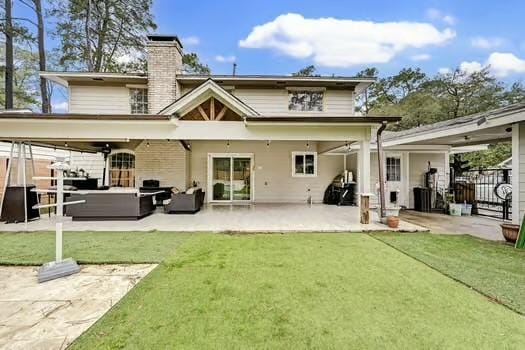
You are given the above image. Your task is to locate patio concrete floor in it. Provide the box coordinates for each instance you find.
[400,210,505,241]
[0,204,425,233]
[0,264,156,350]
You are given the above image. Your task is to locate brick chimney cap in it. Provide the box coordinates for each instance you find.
[147,34,183,48]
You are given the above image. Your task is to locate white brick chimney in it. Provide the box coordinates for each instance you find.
[146,35,183,114]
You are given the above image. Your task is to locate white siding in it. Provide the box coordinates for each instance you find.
[69,85,130,114]
[407,153,447,209]
[350,151,447,208]
[232,88,354,116]
[190,141,344,203]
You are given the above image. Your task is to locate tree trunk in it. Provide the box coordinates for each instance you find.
[4,0,14,109]
[34,0,50,113]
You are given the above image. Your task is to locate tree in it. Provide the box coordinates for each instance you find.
[0,43,40,108]
[182,52,210,74]
[4,0,13,108]
[355,67,378,114]
[292,65,318,77]
[429,67,503,118]
[52,0,157,72]
[33,0,49,112]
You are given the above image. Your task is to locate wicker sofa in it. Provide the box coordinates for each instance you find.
[164,188,205,214]
[66,188,156,220]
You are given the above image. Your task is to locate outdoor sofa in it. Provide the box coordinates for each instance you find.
[164,187,205,214]
[65,188,156,220]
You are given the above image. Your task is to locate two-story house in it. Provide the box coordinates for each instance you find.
[0,34,454,210]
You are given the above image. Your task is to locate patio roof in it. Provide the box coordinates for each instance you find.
[383,103,525,147]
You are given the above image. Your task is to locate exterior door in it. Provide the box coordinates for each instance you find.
[385,155,404,207]
[208,153,253,203]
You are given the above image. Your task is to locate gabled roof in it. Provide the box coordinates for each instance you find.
[158,78,259,117]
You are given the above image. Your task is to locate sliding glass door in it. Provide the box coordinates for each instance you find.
[209,154,253,202]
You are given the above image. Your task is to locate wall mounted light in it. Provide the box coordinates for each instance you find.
[146,141,150,147]
[226,140,230,148]
[306,141,310,149]
[266,140,270,148]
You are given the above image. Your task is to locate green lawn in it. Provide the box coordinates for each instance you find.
[372,233,525,315]
[0,231,192,265]
[66,234,525,349]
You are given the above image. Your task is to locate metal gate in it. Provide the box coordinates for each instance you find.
[450,168,512,220]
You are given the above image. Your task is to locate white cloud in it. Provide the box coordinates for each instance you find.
[438,67,451,74]
[459,60,484,74]
[115,50,143,65]
[239,13,455,68]
[410,53,431,61]
[459,52,525,77]
[487,52,525,77]
[182,36,200,45]
[52,101,68,113]
[215,55,236,63]
[426,8,456,25]
[471,36,505,49]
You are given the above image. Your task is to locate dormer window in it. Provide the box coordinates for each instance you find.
[288,88,324,112]
[129,88,148,114]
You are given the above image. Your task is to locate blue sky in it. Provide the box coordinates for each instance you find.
[153,0,525,80]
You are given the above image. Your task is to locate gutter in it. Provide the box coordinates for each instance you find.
[377,121,388,219]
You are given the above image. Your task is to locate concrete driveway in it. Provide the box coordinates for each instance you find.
[400,210,505,241]
[0,264,156,349]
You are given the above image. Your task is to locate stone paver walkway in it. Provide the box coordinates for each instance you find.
[0,264,156,350]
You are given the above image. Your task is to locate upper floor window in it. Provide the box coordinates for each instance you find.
[288,90,324,112]
[130,88,148,114]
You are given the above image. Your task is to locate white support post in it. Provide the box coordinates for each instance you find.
[22,143,28,226]
[358,139,371,194]
[512,123,520,224]
[55,164,64,262]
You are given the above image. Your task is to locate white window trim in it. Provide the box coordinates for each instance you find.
[385,155,401,182]
[292,151,318,177]
[129,87,148,114]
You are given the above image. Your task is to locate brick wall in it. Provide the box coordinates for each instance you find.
[147,39,183,114]
[135,140,190,191]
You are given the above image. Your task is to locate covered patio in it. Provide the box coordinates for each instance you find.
[0,204,425,232]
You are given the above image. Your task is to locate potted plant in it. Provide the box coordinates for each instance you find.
[500,221,519,243]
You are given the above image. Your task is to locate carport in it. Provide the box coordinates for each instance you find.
[381,102,525,225]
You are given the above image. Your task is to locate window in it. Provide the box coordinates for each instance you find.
[292,152,317,177]
[288,91,324,111]
[109,152,135,187]
[129,88,148,114]
[386,157,401,181]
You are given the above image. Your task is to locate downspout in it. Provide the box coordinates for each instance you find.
[377,121,387,219]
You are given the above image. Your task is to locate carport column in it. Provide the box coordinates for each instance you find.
[357,139,371,195]
[512,123,522,224]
